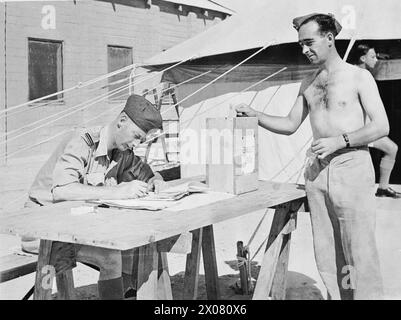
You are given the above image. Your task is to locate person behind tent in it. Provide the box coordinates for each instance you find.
[235,13,387,299]
[23,94,166,300]
[349,43,400,198]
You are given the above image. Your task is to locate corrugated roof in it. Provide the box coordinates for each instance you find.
[161,0,235,15]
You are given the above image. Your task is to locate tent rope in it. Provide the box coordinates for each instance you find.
[0,56,195,145]
[176,42,275,116]
[0,63,146,116]
[3,60,208,158]
[139,66,287,147]
[180,67,287,132]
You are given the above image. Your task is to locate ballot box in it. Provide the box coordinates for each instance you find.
[206,117,258,195]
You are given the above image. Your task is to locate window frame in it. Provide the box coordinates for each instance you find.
[107,44,134,102]
[27,37,64,104]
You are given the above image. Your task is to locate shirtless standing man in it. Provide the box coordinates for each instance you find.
[353,43,400,198]
[235,13,387,299]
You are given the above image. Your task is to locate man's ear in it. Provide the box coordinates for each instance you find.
[326,32,334,47]
[117,112,128,128]
[360,55,367,63]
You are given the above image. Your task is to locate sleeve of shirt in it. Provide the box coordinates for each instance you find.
[118,150,155,183]
[52,133,90,190]
[130,155,155,182]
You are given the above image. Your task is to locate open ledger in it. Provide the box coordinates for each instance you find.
[90,181,209,210]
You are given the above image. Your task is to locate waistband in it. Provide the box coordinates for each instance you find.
[306,145,369,163]
[331,145,369,156]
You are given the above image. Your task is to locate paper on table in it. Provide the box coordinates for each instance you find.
[91,181,210,210]
[138,181,209,201]
[164,191,235,212]
[93,191,235,212]
[90,199,177,211]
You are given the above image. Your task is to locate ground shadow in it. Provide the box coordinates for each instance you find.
[52,262,324,300]
[224,259,324,300]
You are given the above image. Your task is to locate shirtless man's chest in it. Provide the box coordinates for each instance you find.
[303,65,366,139]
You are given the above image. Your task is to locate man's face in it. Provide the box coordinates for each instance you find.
[298,21,331,65]
[361,48,378,71]
[114,114,147,151]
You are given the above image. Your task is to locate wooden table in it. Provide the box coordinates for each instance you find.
[0,178,306,300]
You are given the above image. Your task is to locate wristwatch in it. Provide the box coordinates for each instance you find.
[342,133,350,148]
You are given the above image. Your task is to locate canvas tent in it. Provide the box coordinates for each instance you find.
[141,0,401,182]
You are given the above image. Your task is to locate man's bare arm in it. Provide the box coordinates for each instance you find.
[235,84,309,135]
[348,69,389,146]
[257,94,308,135]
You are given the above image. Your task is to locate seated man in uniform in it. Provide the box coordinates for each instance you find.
[22,94,166,299]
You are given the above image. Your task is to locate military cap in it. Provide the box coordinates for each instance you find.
[292,12,342,36]
[123,94,163,133]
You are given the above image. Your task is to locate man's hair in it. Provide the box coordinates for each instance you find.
[300,14,340,37]
[349,43,373,64]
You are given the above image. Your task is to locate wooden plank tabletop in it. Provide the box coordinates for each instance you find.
[0,180,306,251]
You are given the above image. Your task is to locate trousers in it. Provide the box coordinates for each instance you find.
[304,147,383,300]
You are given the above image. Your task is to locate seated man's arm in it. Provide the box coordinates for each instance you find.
[53,182,148,201]
[347,69,389,146]
[235,81,309,135]
[128,154,180,182]
[52,135,147,201]
[119,152,166,192]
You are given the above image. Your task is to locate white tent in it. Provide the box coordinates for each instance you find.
[142,0,401,182]
[145,0,401,65]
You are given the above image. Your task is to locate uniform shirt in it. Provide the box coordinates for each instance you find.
[29,126,154,205]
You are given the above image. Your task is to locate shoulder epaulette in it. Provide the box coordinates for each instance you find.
[82,132,95,147]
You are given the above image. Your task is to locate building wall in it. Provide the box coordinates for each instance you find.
[2,0,225,160]
[0,4,5,164]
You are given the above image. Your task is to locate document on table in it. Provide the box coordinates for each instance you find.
[91,181,211,211]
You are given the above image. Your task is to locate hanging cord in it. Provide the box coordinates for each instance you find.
[269,135,313,181]
[0,56,195,146]
[181,67,287,132]
[3,60,212,159]
[84,69,219,128]
[0,57,196,158]
[118,43,278,149]
[5,68,216,158]
[4,45,274,156]
[2,96,66,120]
[3,68,165,139]
[0,63,147,116]
[177,42,275,117]
[1,61,179,141]
[1,79,136,139]
[137,66,286,149]
[0,79,137,144]
[2,72,142,123]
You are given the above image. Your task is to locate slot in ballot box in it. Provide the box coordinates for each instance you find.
[206,117,258,195]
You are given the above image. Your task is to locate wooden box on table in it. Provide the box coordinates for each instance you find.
[206,117,258,195]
